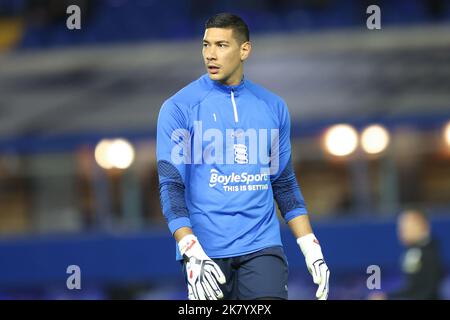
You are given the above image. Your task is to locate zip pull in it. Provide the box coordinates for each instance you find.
[231,89,239,123]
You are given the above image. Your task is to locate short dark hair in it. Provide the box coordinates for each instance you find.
[205,13,250,43]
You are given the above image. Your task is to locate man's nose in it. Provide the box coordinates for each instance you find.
[205,47,217,60]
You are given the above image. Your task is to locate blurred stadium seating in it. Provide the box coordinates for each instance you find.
[0,0,449,299]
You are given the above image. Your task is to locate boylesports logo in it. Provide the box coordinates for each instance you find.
[209,169,269,188]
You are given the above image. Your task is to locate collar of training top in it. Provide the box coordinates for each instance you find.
[206,74,246,95]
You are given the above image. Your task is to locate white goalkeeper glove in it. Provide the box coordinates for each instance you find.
[297,233,330,300]
[178,234,226,300]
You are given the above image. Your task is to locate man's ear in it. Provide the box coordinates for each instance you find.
[240,41,252,61]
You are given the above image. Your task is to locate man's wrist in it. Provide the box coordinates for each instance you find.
[297,233,321,257]
[178,234,210,260]
[178,234,198,256]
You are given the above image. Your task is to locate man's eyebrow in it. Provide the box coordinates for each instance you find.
[202,40,230,44]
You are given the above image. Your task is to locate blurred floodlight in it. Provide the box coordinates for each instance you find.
[95,138,135,169]
[95,139,113,169]
[324,124,358,157]
[361,124,390,154]
[445,121,450,148]
[109,139,135,169]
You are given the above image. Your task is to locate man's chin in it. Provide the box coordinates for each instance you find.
[208,72,223,81]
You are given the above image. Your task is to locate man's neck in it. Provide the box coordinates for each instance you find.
[221,67,244,86]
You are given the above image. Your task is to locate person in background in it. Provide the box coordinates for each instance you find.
[370,209,445,300]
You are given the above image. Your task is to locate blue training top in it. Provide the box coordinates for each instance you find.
[156,74,308,260]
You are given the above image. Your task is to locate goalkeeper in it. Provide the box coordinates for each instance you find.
[156,13,330,300]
